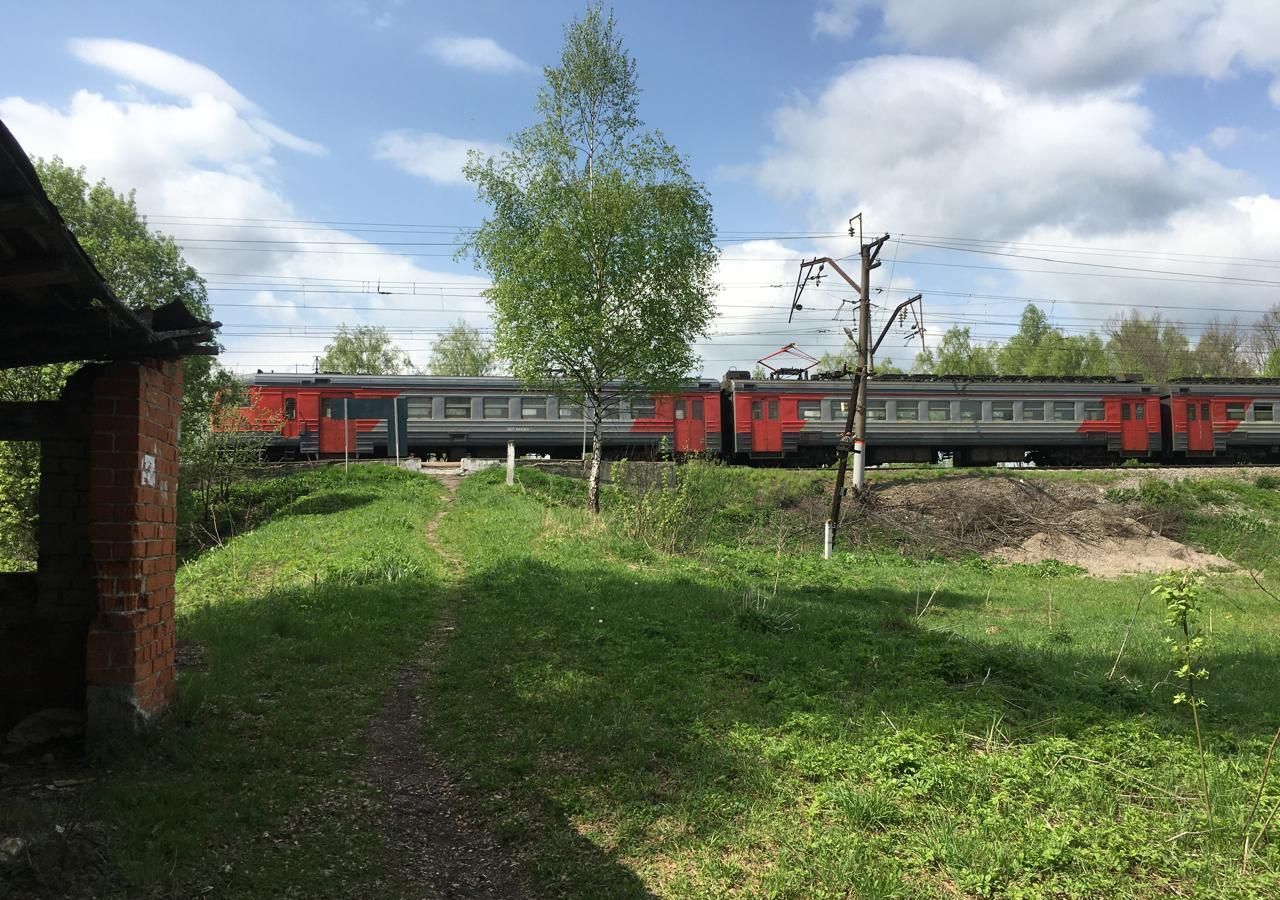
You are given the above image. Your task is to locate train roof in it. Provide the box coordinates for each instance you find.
[246,372,722,391]
[721,373,1158,394]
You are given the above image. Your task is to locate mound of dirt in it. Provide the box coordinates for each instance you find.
[852,475,1230,578]
[992,524,1233,578]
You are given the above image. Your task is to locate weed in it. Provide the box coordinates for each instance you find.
[1155,570,1213,824]
[732,587,799,634]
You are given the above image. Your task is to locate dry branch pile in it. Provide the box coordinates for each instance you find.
[842,477,1177,558]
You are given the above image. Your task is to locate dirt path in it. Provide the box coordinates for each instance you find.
[363,472,529,899]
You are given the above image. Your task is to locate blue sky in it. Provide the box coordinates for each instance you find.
[3,1,1280,374]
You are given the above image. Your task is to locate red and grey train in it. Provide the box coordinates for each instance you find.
[235,371,1280,466]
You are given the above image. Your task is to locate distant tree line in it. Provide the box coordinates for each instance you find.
[316,320,496,377]
[824,303,1280,381]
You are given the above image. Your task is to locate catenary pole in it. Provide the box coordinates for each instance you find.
[852,242,875,491]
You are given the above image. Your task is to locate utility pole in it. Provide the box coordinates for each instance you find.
[791,216,923,557]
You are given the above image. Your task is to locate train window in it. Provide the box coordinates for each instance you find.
[1121,404,1130,421]
[1135,403,1145,420]
[752,401,762,420]
[1187,403,1197,421]
[991,401,1013,421]
[1053,401,1076,421]
[321,398,337,418]
[895,401,919,422]
[406,397,432,419]
[598,398,621,420]
[1226,403,1246,421]
[797,400,822,420]
[1022,401,1044,421]
[283,398,296,420]
[928,401,951,422]
[521,398,547,419]
[1202,403,1210,422]
[444,397,471,419]
[959,401,981,422]
[483,398,509,419]
[867,400,887,420]
[836,400,850,419]
[692,399,704,420]
[630,396,656,418]
[674,400,686,420]
[1257,403,1274,422]
[559,401,581,419]
[1083,401,1105,421]
[768,400,779,420]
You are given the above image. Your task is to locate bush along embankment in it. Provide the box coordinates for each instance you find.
[421,465,1280,898]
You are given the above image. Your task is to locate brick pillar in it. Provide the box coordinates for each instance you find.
[84,358,183,738]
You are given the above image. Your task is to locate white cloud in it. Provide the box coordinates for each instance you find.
[373,130,505,185]
[69,38,325,155]
[248,118,327,157]
[425,35,532,74]
[813,0,861,38]
[70,38,258,111]
[1209,125,1242,148]
[2,47,489,375]
[753,52,1280,344]
[757,56,1241,240]
[816,1,1280,99]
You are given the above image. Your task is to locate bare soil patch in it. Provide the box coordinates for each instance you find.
[851,476,1231,578]
[362,474,529,899]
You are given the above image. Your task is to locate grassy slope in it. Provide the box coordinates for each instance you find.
[428,467,1280,899]
[81,466,445,898]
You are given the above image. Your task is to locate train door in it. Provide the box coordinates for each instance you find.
[280,392,299,437]
[1119,399,1149,454]
[749,396,781,454]
[1187,399,1214,453]
[318,393,357,455]
[673,396,707,453]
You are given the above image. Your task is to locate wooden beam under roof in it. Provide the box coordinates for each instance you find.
[0,257,76,289]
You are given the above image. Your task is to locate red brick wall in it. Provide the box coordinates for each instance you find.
[84,358,183,735]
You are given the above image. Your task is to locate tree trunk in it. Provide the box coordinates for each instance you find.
[587,419,603,514]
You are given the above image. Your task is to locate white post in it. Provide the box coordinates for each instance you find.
[852,438,866,489]
[506,440,516,486]
[392,397,401,467]
[823,519,833,560]
[343,398,349,473]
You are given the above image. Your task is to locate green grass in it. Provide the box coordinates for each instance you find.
[6,465,446,899]
[423,466,1280,898]
[9,462,1280,898]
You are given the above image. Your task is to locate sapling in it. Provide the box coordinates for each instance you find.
[1154,571,1212,824]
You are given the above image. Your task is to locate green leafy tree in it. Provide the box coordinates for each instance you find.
[818,342,903,376]
[0,159,215,562]
[464,4,718,512]
[1265,348,1280,378]
[997,305,1109,376]
[427,320,497,376]
[318,324,413,374]
[913,326,998,375]
[996,304,1055,375]
[1105,311,1193,382]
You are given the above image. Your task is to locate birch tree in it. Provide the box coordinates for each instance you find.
[464,3,718,512]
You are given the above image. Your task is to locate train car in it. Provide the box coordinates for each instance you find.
[720,373,1161,466]
[239,373,721,460]
[1165,380,1280,462]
